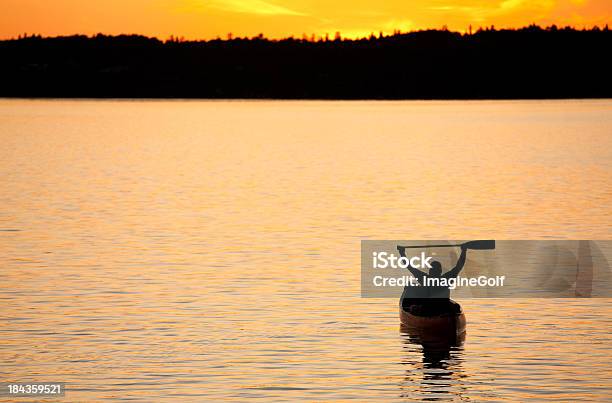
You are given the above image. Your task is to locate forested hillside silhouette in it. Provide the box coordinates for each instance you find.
[0,25,610,99]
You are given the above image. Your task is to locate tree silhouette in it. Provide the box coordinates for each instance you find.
[0,26,610,98]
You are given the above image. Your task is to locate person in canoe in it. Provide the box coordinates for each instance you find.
[397,244,468,316]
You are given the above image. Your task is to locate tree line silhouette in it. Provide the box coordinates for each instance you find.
[0,25,610,99]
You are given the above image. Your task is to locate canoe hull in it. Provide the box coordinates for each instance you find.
[400,303,466,346]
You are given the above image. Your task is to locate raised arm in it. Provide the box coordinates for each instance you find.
[397,246,427,279]
[444,245,468,279]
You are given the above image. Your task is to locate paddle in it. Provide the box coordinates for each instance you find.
[397,240,495,250]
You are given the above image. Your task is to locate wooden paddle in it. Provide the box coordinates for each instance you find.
[398,240,495,250]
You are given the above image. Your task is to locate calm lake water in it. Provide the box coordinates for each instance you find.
[1,99,611,402]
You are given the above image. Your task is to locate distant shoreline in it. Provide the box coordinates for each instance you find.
[2,26,610,99]
[2,96,612,101]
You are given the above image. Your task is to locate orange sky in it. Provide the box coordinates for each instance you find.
[1,0,610,39]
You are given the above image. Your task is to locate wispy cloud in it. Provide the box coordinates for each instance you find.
[209,0,306,16]
[500,0,554,11]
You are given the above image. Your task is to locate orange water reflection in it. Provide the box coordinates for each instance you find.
[0,99,611,401]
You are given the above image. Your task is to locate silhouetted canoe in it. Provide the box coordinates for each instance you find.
[400,302,466,339]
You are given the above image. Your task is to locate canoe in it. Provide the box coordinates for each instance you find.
[400,302,466,340]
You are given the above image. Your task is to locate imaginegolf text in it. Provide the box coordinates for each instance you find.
[372,275,506,289]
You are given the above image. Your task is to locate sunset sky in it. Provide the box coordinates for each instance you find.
[1,0,611,40]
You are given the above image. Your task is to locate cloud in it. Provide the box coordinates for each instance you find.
[500,0,525,10]
[209,0,306,16]
[500,0,555,11]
